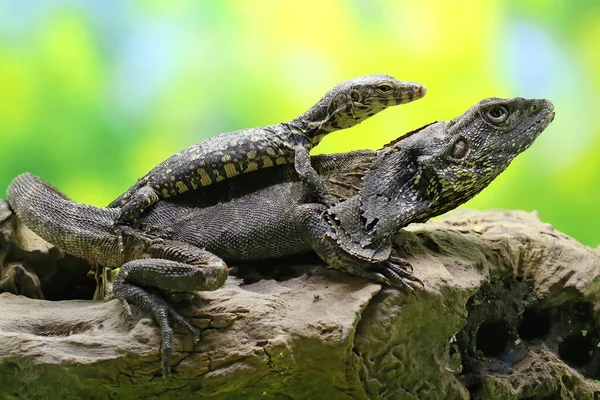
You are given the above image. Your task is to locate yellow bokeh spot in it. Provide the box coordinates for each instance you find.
[0,58,35,134]
[39,10,101,104]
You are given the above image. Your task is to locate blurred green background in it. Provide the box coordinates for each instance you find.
[0,0,598,246]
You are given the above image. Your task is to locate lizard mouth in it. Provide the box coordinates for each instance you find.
[525,101,554,136]
[507,100,555,153]
[395,83,427,104]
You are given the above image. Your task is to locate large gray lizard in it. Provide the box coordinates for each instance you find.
[6,97,555,376]
[109,75,426,224]
[325,97,557,263]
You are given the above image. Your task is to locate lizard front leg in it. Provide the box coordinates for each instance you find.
[112,240,228,377]
[294,147,338,207]
[110,186,162,252]
[291,204,423,291]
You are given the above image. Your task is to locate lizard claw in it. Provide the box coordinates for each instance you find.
[368,272,392,286]
[119,298,133,319]
[114,223,163,251]
[388,255,413,271]
[377,257,423,291]
[137,230,164,247]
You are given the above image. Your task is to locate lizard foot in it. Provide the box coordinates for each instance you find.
[372,256,424,292]
[119,298,133,319]
[113,223,164,253]
[113,226,125,253]
[113,281,199,378]
[111,185,162,252]
[389,248,413,271]
[111,254,225,377]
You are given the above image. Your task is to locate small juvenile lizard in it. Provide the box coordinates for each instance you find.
[109,75,426,223]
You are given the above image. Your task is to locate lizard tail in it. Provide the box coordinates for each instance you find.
[6,172,120,265]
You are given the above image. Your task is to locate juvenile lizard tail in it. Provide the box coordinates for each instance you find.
[7,173,122,266]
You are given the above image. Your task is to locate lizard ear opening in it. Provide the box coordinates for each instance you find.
[450,138,469,159]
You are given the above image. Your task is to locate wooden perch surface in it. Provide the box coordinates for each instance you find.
[0,209,599,400]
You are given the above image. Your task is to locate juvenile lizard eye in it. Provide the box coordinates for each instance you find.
[377,84,393,92]
[450,138,469,159]
[350,89,361,102]
[485,106,509,124]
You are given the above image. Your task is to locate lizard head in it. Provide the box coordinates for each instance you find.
[364,97,555,226]
[344,74,426,109]
[329,74,426,126]
[355,97,554,243]
[408,97,555,216]
[329,97,554,262]
[302,74,426,143]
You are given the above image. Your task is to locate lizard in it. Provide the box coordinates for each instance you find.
[324,97,557,263]
[108,75,427,228]
[6,97,555,376]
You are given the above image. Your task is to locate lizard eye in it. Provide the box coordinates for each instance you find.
[350,89,361,102]
[485,106,509,124]
[377,83,393,92]
[450,138,469,159]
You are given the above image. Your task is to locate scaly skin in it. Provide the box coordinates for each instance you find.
[6,97,554,376]
[109,75,426,224]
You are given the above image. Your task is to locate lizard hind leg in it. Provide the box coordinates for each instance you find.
[111,251,227,376]
[115,185,161,225]
[146,241,230,292]
[112,280,183,378]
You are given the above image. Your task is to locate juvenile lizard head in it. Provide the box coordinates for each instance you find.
[329,97,555,261]
[297,74,426,144]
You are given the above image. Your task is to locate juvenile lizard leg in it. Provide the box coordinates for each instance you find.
[291,204,423,291]
[115,185,160,224]
[294,147,338,207]
[112,186,161,251]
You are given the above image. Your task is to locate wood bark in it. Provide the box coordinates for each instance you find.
[0,209,599,399]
